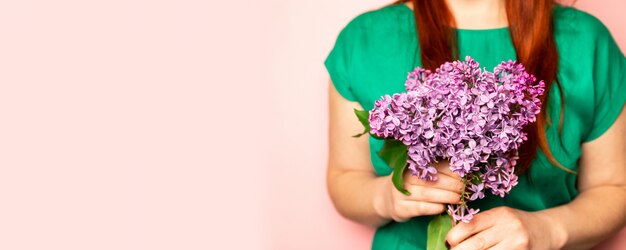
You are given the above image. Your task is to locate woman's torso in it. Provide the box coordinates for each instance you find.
[326,3,625,249]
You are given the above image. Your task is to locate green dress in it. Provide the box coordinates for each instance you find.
[324,3,626,249]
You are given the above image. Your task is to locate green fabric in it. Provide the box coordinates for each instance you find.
[324,3,626,250]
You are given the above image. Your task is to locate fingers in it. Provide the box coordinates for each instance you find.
[433,161,461,179]
[484,243,509,250]
[449,227,500,250]
[400,185,461,204]
[405,171,464,193]
[425,174,464,193]
[391,200,446,221]
[403,160,461,181]
[446,207,533,250]
[486,238,530,250]
[447,212,495,247]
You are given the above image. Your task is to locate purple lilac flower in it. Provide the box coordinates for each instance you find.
[368,56,544,223]
[448,205,480,223]
[469,183,485,201]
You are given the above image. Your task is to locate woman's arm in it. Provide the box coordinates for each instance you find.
[326,80,390,227]
[540,105,626,249]
[327,80,464,228]
[446,106,626,250]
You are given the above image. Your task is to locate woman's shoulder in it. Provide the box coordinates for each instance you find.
[328,3,413,64]
[553,5,613,39]
[338,3,411,36]
[552,5,626,143]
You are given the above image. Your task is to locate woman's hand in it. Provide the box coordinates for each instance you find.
[373,161,464,222]
[446,206,562,250]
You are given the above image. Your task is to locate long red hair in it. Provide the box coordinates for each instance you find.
[393,0,570,173]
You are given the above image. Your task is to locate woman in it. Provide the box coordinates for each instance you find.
[325,0,626,249]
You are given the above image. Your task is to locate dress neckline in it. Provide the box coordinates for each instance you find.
[397,3,510,33]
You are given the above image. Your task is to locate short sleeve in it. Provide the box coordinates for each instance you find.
[584,24,626,142]
[324,21,359,102]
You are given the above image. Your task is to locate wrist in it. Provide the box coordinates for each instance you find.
[371,176,391,222]
[534,210,568,249]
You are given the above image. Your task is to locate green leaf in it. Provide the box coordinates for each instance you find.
[427,214,453,250]
[391,159,410,196]
[352,109,370,138]
[378,139,410,196]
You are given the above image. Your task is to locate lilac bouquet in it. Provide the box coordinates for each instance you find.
[354,56,544,248]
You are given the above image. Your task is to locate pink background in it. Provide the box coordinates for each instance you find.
[0,0,623,250]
